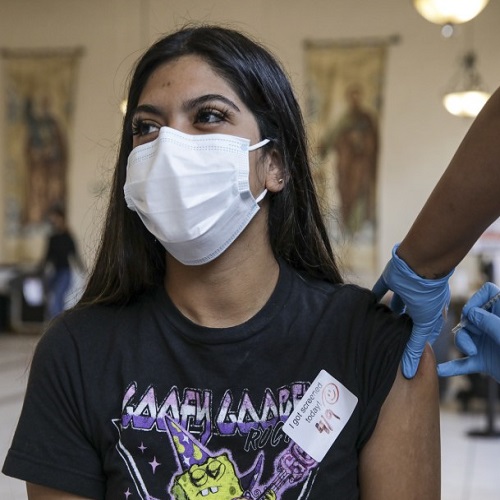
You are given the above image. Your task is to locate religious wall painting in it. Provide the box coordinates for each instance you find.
[1,48,82,254]
[305,37,395,284]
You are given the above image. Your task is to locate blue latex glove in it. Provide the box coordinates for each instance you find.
[373,244,453,379]
[437,282,500,382]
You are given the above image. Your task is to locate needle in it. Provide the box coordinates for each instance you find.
[451,290,500,334]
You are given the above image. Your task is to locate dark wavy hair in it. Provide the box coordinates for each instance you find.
[79,24,343,306]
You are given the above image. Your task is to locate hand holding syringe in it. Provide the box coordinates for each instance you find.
[439,283,500,382]
[451,290,500,334]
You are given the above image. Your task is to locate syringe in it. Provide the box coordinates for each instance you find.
[451,290,500,334]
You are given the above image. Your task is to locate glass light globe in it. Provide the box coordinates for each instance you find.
[413,0,489,24]
[443,90,490,118]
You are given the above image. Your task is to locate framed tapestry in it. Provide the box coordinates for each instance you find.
[304,36,397,284]
[1,48,82,260]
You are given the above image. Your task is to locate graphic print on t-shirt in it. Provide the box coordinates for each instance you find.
[114,375,356,499]
[115,381,320,499]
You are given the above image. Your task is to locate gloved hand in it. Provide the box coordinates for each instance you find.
[438,282,500,383]
[373,244,453,379]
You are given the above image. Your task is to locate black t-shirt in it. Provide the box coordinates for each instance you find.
[2,262,411,499]
[45,231,76,269]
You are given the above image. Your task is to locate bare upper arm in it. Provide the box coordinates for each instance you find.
[358,343,440,500]
[27,483,93,500]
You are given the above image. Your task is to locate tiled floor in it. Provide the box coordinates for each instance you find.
[0,333,36,500]
[0,332,499,499]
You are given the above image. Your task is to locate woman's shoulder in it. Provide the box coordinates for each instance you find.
[290,266,378,305]
[285,264,408,329]
[41,286,165,344]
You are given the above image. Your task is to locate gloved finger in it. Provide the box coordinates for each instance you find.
[372,276,389,301]
[467,307,500,346]
[401,333,427,378]
[463,282,500,317]
[462,320,483,337]
[401,318,445,377]
[390,293,406,315]
[401,349,421,379]
[427,315,445,346]
[454,329,477,356]
[437,356,480,378]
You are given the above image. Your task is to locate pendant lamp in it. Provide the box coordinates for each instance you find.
[442,52,490,118]
[413,0,490,25]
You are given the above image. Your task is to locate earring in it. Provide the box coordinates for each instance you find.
[278,178,284,184]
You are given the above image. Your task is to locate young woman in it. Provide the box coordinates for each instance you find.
[2,25,439,499]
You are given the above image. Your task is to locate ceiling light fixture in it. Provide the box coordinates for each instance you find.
[413,0,490,25]
[442,51,490,118]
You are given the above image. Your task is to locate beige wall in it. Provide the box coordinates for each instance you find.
[1,0,499,290]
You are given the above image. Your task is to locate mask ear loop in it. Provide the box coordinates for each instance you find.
[248,138,270,151]
[255,189,267,204]
[249,138,271,203]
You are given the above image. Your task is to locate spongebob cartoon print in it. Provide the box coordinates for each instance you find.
[114,382,320,499]
[165,417,256,499]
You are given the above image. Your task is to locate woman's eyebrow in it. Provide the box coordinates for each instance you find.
[131,94,241,119]
[132,103,164,118]
[183,94,241,112]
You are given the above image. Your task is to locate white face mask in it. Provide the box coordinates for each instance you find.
[124,126,270,265]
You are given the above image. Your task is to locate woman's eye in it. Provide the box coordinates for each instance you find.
[132,120,160,137]
[196,108,228,124]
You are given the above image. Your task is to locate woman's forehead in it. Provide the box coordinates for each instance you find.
[139,55,239,104]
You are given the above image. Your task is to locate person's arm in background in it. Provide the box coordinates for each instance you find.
[397,85,500,278]
[374,85,500,378]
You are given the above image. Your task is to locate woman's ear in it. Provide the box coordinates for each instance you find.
[265,150,285,193]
